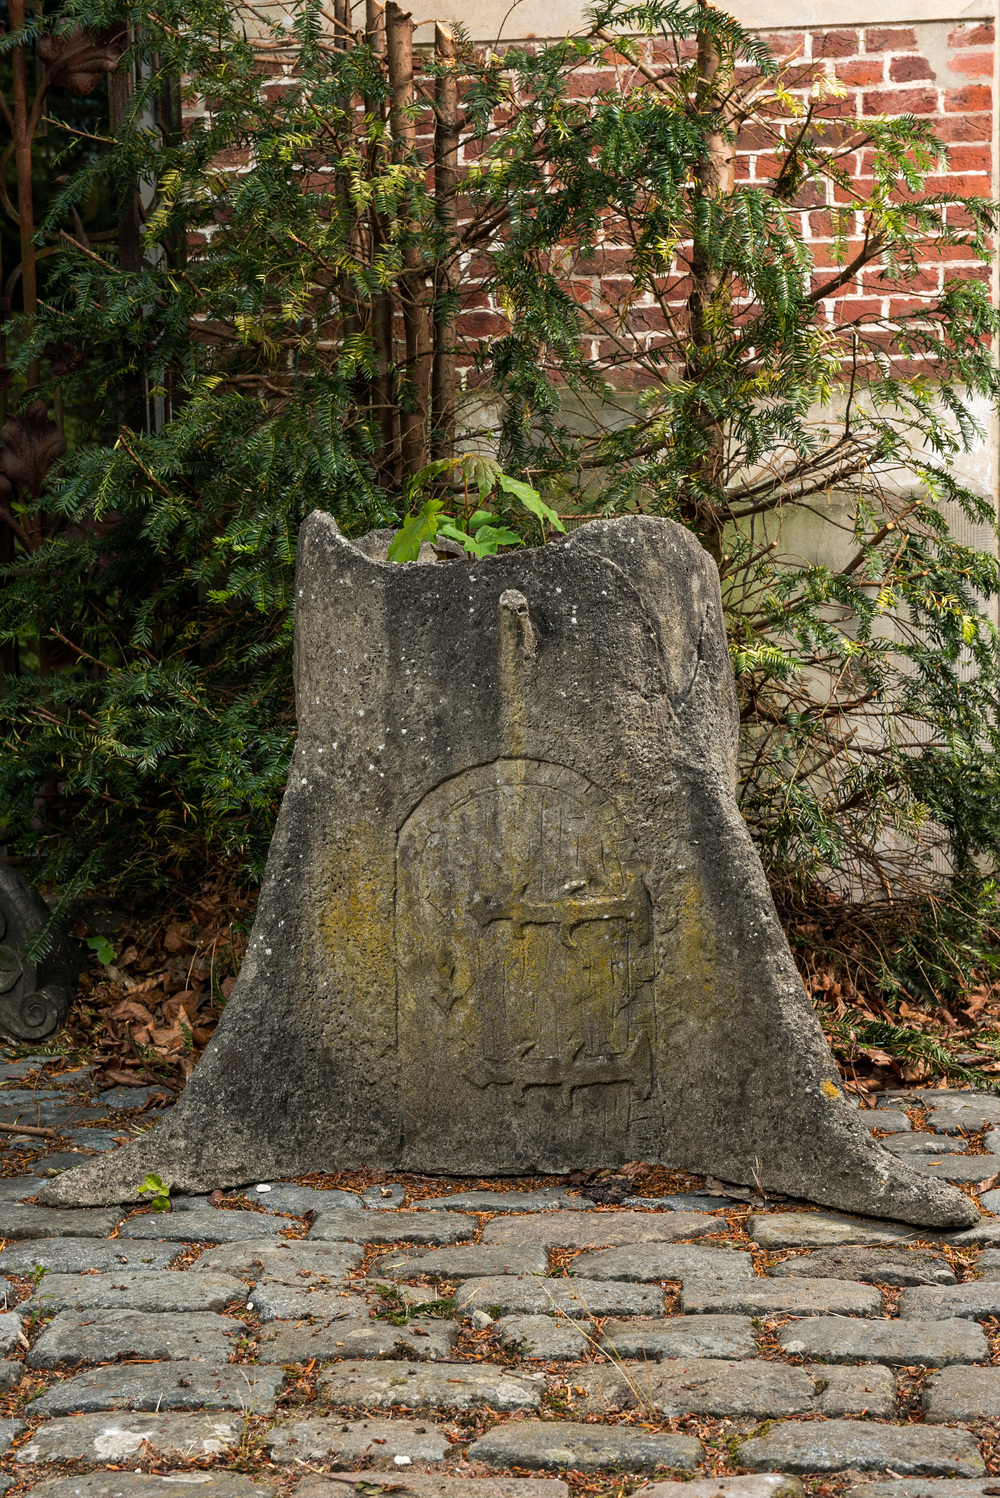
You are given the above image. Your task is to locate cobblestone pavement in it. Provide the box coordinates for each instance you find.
[3,1066,1000,1498]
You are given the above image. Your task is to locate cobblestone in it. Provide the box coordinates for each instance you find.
[598,1314,757,1360]
[466,1420,703,1472]
[267,1416,451,1465]
[898,1283,1000,1319]
[737,1420,985,1475]
[10,1070,1000,1493]
[746,1212,918,1248]
[0,1206,122,1239]
[923,1365,1000,1421]
[454,1274,664,1319]
[679,1276,882,1316]
[570,1244,753,1282]
[481,1210,721,1247]
[766,1246,955,1285]
[494,1315,592,1359]
[23,1476,274,1498]
[776,1314,988,1364]
[317,1359,543,1411]
[257,1317,458,1361]
[16,1414,244,1462]
[32,1362,287,1415]
[118,1213,284,1244]
[27,1272,247,1314]
[646,1359,815,1417]
[191,1240,362,1280]
[0,1242,174,1274]
[371,1246,550,1279]
[307,1209,476,1244]
[27,1310,242,1368]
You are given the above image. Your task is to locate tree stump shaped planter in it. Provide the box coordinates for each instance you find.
[42,514,976,1226]
[0,865,79,1042]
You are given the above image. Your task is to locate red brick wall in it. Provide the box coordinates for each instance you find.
[450,20,996,387]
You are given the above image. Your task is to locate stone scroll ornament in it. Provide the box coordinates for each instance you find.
[42,514,977,1225]
[0,864,79,1041]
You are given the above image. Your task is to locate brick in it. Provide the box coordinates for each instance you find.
[866,28,917,51]
[760,32,806,57]
[945,145,993,171]
[890,56,935,82]
[864,87,939,115]
[948,23,994,46]
[837,60,886,85]
[949,51,994,78]
[815,30,859,57]
[944,86,992,111]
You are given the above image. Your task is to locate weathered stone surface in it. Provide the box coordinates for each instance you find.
[31,1362,286,1415]
[737,1420,984,1476]
[845,1486,1000,1498]
[268,1416,451,1466]
[766,1246,955,1286]
[941,1222,1000,1247]
[899,1283,1000,1319]
[864,1111,912,1133]
[977,1188,1000,1213]
[624,1192,740,1210]
[118,1212,284,1243]
[257,1317,458,1362]
[244,1184,362,1215]
[244,1283,359,1321]
[976,1247,1000,1279]
[39,517,974,1230]
[561,1365,637,1414]
[307,1210,476,1245]
[17,1414,243,1463]
[747,1211,919,1248]
[0,1241,174,1274]
[0,1420,24,1453]
[372,1246,550,1280]
[910,1159,999,1185]
[570,1244,752,1282]
[297,1479,566,1498]
[192,1240,362,1281]
[599,1315,757,1361]
[454,1274,663,1319]
[0,1363,22,1394]
[495,1315,592,1359]
[0,1311,24,1357]
[21,1475,275,1498]
[0,1206,120,1239]
[813,1364,897,1418]
[468,1420,702,1473]
[33,1272,246,1315]
[647,1359,815,1417]
[645,1481,803,1498]
[413,1190,594,1213]
[317,1359,543,1411]
[680,1275,882,1317]
[777,1314,988,1365]
[924,1366,1000,1422]
[481,1212,721,1248]
[883,1136,960,1156]
[26,1310,241,1367]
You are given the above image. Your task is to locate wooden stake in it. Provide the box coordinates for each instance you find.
[386,1,431,478]
[432,22,459,461]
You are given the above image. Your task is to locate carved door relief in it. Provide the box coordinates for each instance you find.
[395,759,657,1170]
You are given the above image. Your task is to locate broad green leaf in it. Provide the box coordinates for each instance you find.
[387,498,444,562]
[468,510,498,532]
[497,475,566,534]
